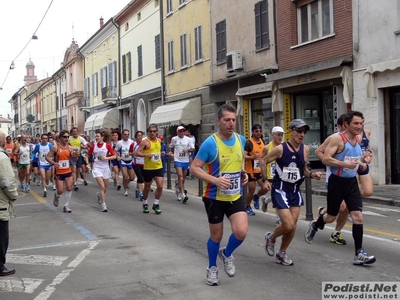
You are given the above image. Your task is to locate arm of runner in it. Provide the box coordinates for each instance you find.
[315,136,331,161]
[45,145,57,166]
[135,139,152,158]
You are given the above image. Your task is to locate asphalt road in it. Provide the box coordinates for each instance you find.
[1,174,399,300]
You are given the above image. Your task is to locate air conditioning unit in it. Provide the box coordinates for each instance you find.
[226,50,243,72]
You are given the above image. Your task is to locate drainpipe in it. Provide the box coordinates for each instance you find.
[111,18,122,131]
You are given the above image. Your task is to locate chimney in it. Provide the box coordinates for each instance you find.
[100,17,104,28]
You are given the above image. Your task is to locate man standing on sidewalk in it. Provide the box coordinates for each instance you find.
[0,132,19,276]
[190,104,249,286]
[305,111,376,265]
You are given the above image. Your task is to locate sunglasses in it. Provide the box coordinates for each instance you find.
[293,128,308,134]
[62,135,70,138]
[149,130,157,133]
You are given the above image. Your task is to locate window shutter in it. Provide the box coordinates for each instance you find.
[128,52,132,81]
[261,0,269,48]
[255,2,261,49]
[122,55,126,83]
[198,26,202,59]
[138,45,143,77]
[155,35,161,69]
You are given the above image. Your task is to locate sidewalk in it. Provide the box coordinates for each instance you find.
[167,169,400,207]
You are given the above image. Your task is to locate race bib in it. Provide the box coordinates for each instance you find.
[269,162,276,176]
[253,159,261,172]
[151,153,161,162]
[220,172,241,195]
[22,153,29,159]
[40,153,46,158]
[59,160,70,169]
[281,167,300,183]
[178,152,186,158]
[343,156,360,172]
[6,149,11,154]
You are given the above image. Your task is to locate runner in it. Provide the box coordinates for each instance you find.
[86,130,116,212]
[110,130,121,190]
[261,119,322,266]
[69,127,89,190]
[115,129,135,197]
[32,134,53,197]
[46,130,79,213]
[305,111,376,265]
[30,137,41,186]
[4,136,15,168]
[135,124,165,214]
[131,131,145,200]
[169,126,195,203]
[13,134,31,192]
[190,104,249,286]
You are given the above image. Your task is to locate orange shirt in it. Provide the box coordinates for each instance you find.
[5,142,14,159]
[56,145,72,174]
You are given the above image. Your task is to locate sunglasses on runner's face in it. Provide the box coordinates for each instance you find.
[293,128,308,134]
[62,135,70,138]
[149,130,157,133]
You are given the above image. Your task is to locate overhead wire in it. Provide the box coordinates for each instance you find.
[0,0,54,90]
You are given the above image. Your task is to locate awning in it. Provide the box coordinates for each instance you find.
[84,108,119,131]
[149,97,201,127]
[363,59,400,97]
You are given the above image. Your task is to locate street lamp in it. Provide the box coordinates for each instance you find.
[10,61,15,70]
[32,34,38,40]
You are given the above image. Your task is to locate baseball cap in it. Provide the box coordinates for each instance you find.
[177,126,186,131]
[272,126,284,133]
[289,119,310,131]
[251,124,262,131]
[17,134,21,138]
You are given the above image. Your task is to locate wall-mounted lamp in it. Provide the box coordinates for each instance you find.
[10,61,15,70]
[32,34,38,40]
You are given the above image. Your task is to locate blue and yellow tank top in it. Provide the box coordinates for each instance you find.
[330,132,362,178]
[203,133,243,201]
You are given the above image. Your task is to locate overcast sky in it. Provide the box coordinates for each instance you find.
[0,0,130,118]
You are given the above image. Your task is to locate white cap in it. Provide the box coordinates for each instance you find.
[17,134,21,138]
[177,126,186,131]
[272,126,284,133]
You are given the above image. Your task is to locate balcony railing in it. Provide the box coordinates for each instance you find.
[78,97,90,108]
[102,86,117,102]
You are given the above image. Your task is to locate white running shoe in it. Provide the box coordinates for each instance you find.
[63,206,72,213]
[206,266,219,286]
[124,190,128,197]
[101,203,108,212]
[218,247,235,277]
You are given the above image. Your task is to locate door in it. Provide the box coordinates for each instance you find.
[390,90,400,183]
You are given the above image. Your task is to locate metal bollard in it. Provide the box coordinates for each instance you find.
[304,164,313,221]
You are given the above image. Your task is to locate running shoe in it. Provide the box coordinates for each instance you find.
[330,232,346,245]
[117,184,121,190]
[25,184,30,191]
[97,192,101,205]
[265,232,275,256]
[43,190,47,197]
[246,206,255,216]
[139,193,144,201]
[317,206,325,230]
[135,188,139,198]
[84,180,88,186]
[20,184,25,192]
[276,252,293,266]
[143,204,149,214]
[152,204,162,214]
[37,180,41,186]
[183,193,188,204]
[206,266,219,286]
[52,185,56,191]
[63,206,72,213]
[353,248,376,265]
[124,190,128,197]
[305,221,317,244]
[218,247,235,277]
[260,195,271,213]
[114,179,117,187]
[101,204,108,212]
[53,194,60,207]
[32,176,36,183]
[177,193,182,201]
[253,195,260,210]
[73,183,79,191]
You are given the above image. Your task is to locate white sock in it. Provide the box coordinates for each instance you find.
[65,191,72,207]
[154,199,160,205]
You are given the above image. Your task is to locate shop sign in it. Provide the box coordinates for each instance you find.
[297,73,317,84]
[283,94,291,142]
[243,99,250,139]
[333,86,338,133]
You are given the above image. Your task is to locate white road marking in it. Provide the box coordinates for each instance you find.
[0,278,43,293]
[365,206,400,213]
[6,254,68,266]
[9,240,90,252]
[362,211,387,217]
[34,240,99,300]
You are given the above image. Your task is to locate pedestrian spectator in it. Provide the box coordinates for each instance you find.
[0,132,18,276]
[190,104,249,286]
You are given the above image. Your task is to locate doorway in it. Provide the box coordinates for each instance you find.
[390,88,400,183]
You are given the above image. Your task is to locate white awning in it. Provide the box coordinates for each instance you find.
[84,108,119,131]
[363,59,400,97]
[149,97,201,127]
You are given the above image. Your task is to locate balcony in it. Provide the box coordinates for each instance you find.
[78,97,90,112]
[101,86,118,104]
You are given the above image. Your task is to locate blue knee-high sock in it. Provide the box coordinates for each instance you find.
[207,237,220,268]
[225,233,244,257]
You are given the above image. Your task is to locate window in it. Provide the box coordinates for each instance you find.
[100,66,107,88]
[298,0,333,44]
[112,35,115,44]
[168,40,174,72]
[216,20,227,63]
[109,61,117,88]
[103,43,106,51]
[84,77,90,98]
[179,0,186,5]
[155,34,161,69]
[138,45,143,77]
[127,52,132,81]
[194,25,203,61]
[167,0,172,14]
[180,33,188,67]
[92,73,98,96]
[125,22,129,31]
[155,0,159,7]
[122,54,126,83]
[255,0,269,50]
[94,50,97,58]
[137,12,141,21]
